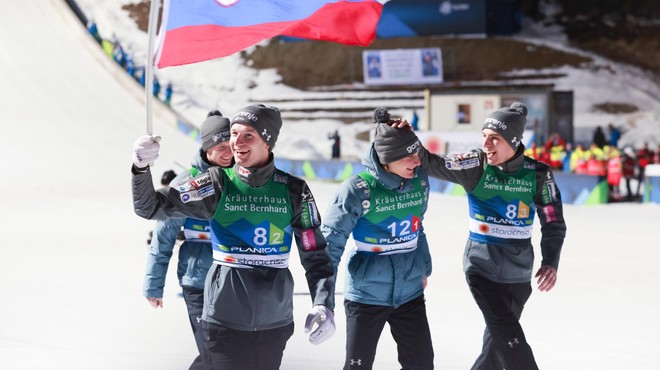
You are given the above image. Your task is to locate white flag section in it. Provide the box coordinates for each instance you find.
[363,47,443,85]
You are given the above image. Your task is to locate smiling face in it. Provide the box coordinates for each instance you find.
[230,123,270,168]
[482,128,516,166]
[383,152,421,179]
[205,141,233,167]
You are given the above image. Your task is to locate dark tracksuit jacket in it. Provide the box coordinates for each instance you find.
[418,145,566,283]
[132,155,334,331]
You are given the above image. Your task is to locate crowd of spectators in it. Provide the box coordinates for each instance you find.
[525,124,659,202]
[87,21,173,106]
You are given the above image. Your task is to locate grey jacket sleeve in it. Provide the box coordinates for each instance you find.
[533,162,567,270]
[418,147,486,192]
[132,165,220,221]
[287,175,335,309]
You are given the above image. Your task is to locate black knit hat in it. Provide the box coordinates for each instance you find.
[372,107,421,165]
[200,110,231,152]
[231,104,282,150]
[482,102,528,150]
[160,170,177,186]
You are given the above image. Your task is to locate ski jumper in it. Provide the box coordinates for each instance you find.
[322,146,434,370]
[132,155,334,370]
[419,145,566,370]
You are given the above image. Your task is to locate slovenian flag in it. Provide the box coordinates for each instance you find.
[155,0,384,68]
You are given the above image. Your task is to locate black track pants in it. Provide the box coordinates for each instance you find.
[466,274,538,370]
[182,286,211,370]
[343,295,434,370]
[203,321,293,370]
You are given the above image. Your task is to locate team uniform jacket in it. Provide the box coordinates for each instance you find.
[143,150,213,297]
[321,145,432,309]
[418,145,567,283]
[132,155,334,331]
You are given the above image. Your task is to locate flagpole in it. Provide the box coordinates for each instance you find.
[145,0,161,135]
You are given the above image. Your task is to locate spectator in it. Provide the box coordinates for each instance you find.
[544,132,565,170]
[606,147,623,202]
[586,143,607,181]
[112,40,126,68]
[137,67,145,86]
[592,126,606,149]
[131,104,336,369]
[622,147,637,201]
[86,21,102,44]
[126,55,135,79]
[153,76,161,98]
[636,142,653,197]
[321,108,434,370]
[571,144,588,174]
[608,123,621,147]
[410,109,419,131]
[328,130,341,159]
[164,82,173,106]
[562,142,573,173]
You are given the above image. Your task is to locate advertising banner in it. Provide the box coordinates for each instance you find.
[363,47,443,85]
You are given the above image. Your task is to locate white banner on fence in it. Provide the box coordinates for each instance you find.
[363,48,443,86]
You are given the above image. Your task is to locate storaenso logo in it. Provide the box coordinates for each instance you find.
[407,140,421,153]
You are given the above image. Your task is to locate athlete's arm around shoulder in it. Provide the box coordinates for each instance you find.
[417,146,485,192]
[132,165,221,221]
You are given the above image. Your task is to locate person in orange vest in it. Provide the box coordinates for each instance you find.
[571,144,588,174]
[524,142,545,161]
[636,143,653,197]
[606,147,623,202]
[544,133,566,169]
[586,143,606,180]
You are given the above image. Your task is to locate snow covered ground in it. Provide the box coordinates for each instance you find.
[1,1,659,369]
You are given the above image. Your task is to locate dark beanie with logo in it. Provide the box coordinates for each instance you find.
[160,170,177,186]
[231,104,282,150]
[200,110,231,152]
[372,107,421,165]
[482,102,528,150]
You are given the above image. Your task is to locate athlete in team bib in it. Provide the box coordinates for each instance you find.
[143,110,233,370]
[416,102,567,370]
[322,108,434,370]
[131,104,335,370]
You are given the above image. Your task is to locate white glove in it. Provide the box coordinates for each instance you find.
[304,305,335,345]
[132,135,161,168]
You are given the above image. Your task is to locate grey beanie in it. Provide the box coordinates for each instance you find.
[372,107,422,165]
[200,111,231,151]
[231,104,282,150]
[482,102,528,150]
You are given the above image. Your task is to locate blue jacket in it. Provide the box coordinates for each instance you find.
[321,145,432,309]
[143,149,213,297]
